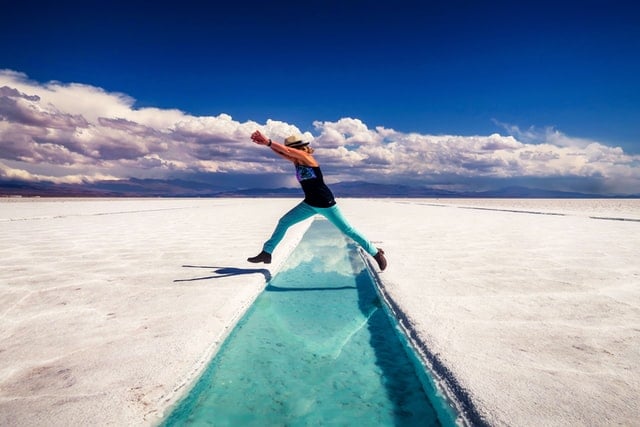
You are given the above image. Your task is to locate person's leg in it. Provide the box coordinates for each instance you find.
[262,202,316,254]
[318,205,378,256]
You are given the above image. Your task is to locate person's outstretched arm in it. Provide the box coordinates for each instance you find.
[251,131,317,166]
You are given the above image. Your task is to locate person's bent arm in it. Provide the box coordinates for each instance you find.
[269,140,316,164]
[251,130,317,166]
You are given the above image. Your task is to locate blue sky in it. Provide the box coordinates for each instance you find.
[1,0,639,194]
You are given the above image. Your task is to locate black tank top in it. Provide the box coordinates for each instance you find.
[295,164,336,208]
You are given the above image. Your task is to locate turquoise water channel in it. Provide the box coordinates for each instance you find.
[161,219,458,426]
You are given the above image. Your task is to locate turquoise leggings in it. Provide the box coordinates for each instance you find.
[263,201,378,256]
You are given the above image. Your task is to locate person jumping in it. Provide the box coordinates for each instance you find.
[247,130,387,271]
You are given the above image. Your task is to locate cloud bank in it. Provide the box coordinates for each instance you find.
[1,70,638,195]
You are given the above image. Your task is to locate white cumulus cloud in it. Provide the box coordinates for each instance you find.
[1,70,639,195]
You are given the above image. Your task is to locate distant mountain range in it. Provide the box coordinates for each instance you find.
[0,177,638,198]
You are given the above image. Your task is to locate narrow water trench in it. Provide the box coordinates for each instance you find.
[161,219,458,426]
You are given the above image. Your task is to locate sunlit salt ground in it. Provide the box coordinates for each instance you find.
[1,197,639,426]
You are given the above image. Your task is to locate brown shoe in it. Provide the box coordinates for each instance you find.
[373,248,387,271]
[247,250,272,264]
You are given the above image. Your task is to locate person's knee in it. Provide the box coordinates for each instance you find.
[277,215,294,227]
[342,226,358,239]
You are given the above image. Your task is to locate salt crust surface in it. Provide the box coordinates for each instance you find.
[1,198,639,426]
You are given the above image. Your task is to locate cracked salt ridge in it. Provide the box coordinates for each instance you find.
[160,219,460,426]
[409,202,640,222]
[361,251,484,427]
[0,207,195,222]
[589,216,640,222]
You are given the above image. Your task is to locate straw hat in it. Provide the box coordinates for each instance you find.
[284,135,309,148]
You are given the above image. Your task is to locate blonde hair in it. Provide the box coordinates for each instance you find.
[300,145,314,154]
